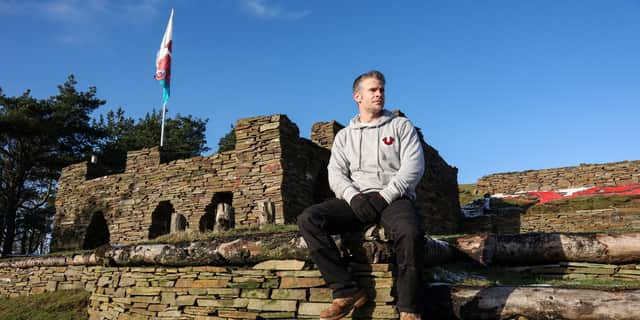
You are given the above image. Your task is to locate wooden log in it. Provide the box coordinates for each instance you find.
[0,256,68,268]
[1,232,458,267]
[453,232,640,265]
[14,231,640,268]
[425,284,640,320]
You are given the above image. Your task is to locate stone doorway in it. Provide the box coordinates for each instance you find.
[148,201,175,239]
[82,211,110,249]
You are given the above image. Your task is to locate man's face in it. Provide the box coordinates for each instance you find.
[354,77,385,116]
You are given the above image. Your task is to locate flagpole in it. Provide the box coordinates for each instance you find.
[160,102,167,147]
[155,8,173,148]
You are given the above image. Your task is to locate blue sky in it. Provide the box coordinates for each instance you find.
[2,0,639,183]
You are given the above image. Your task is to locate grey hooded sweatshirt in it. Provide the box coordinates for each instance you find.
[328,110,425,205]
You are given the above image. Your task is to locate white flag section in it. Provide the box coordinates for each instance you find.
[155,8,174,147]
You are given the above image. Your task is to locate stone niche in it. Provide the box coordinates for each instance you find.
[51,112,459,251]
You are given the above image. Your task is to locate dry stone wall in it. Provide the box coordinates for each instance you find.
[520,207,640,233]
[311,121,343,149]
[461,207,640,234]
[478,160,640,194]
[232,115,290,225]
[52,149,237,250]
[53,115,324,251]
[0,259,400,320]
[3,256,640,319]
[415,141,460,235]
[281,120,341,221]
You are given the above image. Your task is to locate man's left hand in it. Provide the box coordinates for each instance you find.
[367,193,388,213]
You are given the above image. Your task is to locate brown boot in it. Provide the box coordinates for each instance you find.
[400,312,422,320]
[319,289,368,320]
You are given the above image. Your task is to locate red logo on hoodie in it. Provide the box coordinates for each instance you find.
[382,137,395,145]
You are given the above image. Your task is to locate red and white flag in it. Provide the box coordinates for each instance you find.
[155,8,173,104]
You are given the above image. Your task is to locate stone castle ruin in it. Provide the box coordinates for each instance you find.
[51,112,460,251]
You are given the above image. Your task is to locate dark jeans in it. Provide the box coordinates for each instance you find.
[297,198,424,314]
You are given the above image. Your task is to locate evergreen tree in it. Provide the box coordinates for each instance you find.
[94,108,209,169]
[217,125,236,153]
[0,75,104,255]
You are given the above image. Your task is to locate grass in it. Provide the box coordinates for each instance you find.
[141,224,300,244]
[458,183,478,205]
[463,191,640,216]
[0,289,89,320]
[530,194,640,214]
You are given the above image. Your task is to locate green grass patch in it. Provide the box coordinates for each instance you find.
[141,224,300,244]
[458,184,478,205]
[0,289,89,320]
[530,194,640,214]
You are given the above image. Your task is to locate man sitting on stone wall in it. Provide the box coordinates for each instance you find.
[297,70,426,320]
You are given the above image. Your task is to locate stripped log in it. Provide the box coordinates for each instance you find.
[0,256,69,268]
[453,232,640,265]
[14,231,640,268]
[102,233,456,266]
[425,284,640,320]
[0,230,458,267]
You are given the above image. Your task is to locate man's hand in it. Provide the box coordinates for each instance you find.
[367,192,388,213]
[350,194,379,224]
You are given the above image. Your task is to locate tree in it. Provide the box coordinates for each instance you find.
[91,108,135,174]
[217,125,236,153]
[94,108,209,171]
[0,75,105,255]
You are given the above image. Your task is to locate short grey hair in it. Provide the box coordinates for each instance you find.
[352,70,385,93]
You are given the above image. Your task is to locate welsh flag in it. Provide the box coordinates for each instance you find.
[155,9,173,104]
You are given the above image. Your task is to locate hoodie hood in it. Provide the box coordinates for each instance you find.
[348,109,396,129]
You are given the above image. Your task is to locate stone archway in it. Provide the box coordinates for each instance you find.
[82,211,110,249]
[148,201,175,239]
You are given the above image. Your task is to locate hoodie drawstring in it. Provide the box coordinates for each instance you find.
[358,128,363,170]
[376,126,381,179]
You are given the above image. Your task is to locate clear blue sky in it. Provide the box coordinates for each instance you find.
[2,0,639,183]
